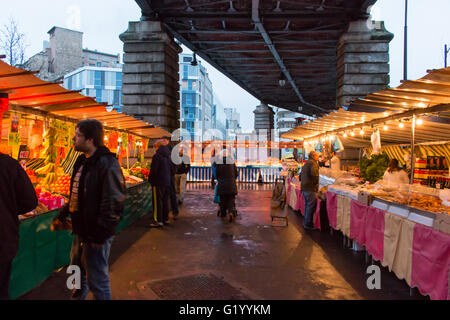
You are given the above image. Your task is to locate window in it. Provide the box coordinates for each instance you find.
[94,71,101,88]
[116,72,122,87]
[188,80,196,90]
[96,89,102,102]
[183,65,188,79]
[97,62,102,67]
[182,122,187,129]
[182,93,196,106]
[184,108,188,116]
[183,57,192,62]
[113,90,120,106]
[67,77,72,90]
[182,80,188,89]
[188,65,197,77]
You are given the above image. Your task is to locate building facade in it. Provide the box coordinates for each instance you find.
[212,94,227,140]
[63,66,123,110]
[179,53,214,140]
[275,108,313,159]
[224,107,241,132]
[22,26,121,82]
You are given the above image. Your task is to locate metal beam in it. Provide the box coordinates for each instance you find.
[190,40,337,45]
[252,0,327,113]
[177,29,343,35]
[163,23,265,105]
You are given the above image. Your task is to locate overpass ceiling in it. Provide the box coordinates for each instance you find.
[135,0,375,116]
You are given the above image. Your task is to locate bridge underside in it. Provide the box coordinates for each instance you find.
[134,0,379,117]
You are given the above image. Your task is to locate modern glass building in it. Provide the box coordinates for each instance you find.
[275,108,314,159]
[63,66,123,111]
[179,53,214,140]
[212,94,227,140]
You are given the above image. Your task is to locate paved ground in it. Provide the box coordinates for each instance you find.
[20,183,427,300]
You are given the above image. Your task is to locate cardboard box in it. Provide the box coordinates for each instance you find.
[358,191,372,206]
[433,213,450,235]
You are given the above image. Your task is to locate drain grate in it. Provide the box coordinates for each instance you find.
[139,273,252,300]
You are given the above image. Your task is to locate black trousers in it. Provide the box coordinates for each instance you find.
[169,176,179,214]
[219,195,236,217]
[153,186,170,223]
[0,261,12,300]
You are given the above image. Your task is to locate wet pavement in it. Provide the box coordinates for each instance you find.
[20,183,427,300]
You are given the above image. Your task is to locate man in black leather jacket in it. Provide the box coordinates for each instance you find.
[53,119,125,300]
[0,153,38,299]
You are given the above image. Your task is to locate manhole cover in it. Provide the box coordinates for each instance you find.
[137,273,253,300]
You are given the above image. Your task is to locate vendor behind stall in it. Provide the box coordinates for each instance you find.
[330,151,341,171]
[382,158,409,185]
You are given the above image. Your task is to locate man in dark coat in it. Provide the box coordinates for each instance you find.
[0,153,38,299]
[53,119,126,300]
[148,140,172,227]
[215,150,238,219]
[163,138,179,220]
[174,148,190,205]
[300,150,320,230]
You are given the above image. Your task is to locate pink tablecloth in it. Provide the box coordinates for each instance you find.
[295,188,304,213]
[365,206,385,262]
[350,200,367,245]
[326,192,338,229]
[411,223,450,300]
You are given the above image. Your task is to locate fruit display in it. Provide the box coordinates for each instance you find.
[35,190,66,211]
[129,168,149,180]
[26,169,37,184]
[36,127,58,186]
[48,174,71,196]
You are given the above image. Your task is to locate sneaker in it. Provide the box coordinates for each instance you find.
[149,222,163,228]
[163,220,170,225]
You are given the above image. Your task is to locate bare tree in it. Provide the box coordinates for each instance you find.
[0,18,28,66]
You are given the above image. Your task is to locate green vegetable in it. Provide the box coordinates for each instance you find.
[358,152,390,183]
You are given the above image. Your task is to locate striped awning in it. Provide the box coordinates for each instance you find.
[365,143,450,166]
[282,67,450,148]
[0,60,170,139]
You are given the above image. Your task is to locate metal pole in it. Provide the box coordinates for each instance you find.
[445,44,448,68]
[403,0,408,81]
[410,114,415,184]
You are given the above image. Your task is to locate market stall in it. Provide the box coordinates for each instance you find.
[184,140,302,183]
[282,68,450,300]
[0,60,169,299]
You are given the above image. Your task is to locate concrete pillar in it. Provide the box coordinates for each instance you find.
[254,103,274,157]
[119,18,182,133]
[336,20,394,108]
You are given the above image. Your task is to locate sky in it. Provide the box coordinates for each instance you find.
[1,0,449,131]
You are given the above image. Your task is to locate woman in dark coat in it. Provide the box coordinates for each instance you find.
[215,150,238,221]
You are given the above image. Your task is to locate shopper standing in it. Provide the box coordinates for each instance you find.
[148,140,172,226]
[52,119,126,300]
[175,148,190,205]
[300,150,320,230]
[215,150,238,221]
[0,153,38,300]
[160,137,179,221]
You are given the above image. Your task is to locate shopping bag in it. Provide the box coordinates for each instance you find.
[213,184,220,203]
